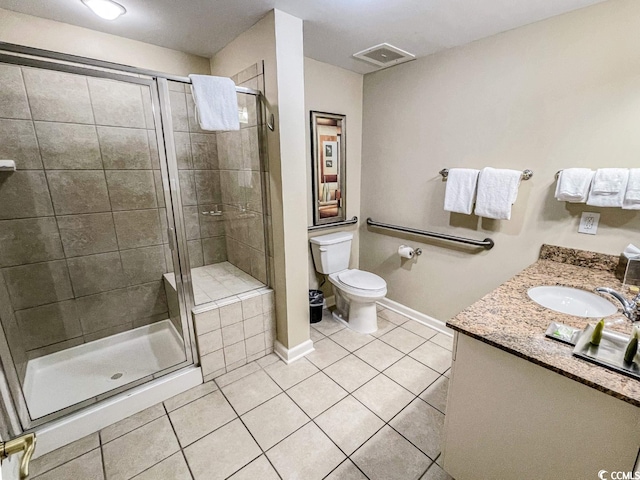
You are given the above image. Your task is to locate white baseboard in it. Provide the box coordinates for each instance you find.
[378,298,453,337]
[274,339,314,364]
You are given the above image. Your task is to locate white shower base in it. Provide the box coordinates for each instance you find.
[23,320,186,419]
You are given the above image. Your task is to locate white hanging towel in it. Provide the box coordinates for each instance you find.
[188,74,240,131]
[586,168,629,207]
[443,168,480,215]
[554,168,594,203]
[623,168,640,210]
[474,167,522,220]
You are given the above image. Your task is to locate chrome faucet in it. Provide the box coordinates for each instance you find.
[595,287,640,322]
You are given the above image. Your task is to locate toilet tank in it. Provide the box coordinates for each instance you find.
[309,232,353,274]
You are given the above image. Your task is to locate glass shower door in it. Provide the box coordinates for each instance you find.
[165,81,269,307]
[0,59,193,427]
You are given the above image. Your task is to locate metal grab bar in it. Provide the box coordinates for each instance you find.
[308,216,358,232]
[366,218,495,250]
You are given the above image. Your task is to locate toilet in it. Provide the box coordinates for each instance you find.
[310,232,387,333]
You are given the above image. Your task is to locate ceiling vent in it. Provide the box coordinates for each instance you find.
[353,43,415,68]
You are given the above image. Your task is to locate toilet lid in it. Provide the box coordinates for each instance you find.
[338,270,386,290]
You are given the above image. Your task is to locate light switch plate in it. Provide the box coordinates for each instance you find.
[578,212,600,235]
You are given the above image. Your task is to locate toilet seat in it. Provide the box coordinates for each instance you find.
[329,269,387,297]
[338,270,386,290]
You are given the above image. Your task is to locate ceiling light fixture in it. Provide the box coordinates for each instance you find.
[81,0,126,20]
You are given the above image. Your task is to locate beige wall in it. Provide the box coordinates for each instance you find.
[211,10,311,350]
[0,8,210,75]
[360,0,640,321]
[304,58,363,294]
[209,12,277,87]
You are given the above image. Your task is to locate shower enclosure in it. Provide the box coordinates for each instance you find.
[0,43,269,438]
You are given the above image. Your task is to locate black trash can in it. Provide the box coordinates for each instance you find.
[309,289,324,323]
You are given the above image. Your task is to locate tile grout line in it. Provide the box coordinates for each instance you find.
[213,382,283,480]
[179,448,197,480]
[30,445,104,479]
[170,409,237,451]
[375,328,431,351]
[98,431,108,480]
[161,403,197,480]
[22,118,153,129]
[277,384,370,479]
[421,460,437,479]
[285,370,348,418]
[385,404,442,463]
[163,380,219,414]
[378,347,447,461]
[321,459,371,480]
[99,408,166,447]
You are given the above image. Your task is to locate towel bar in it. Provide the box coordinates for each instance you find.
[439,168,533,181]
[366,218,494,250]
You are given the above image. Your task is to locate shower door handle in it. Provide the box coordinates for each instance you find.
[0,432,36,479]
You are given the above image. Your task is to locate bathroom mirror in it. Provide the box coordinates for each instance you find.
[311,111,347,226]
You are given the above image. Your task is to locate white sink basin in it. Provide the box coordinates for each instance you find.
[527,286,617,318]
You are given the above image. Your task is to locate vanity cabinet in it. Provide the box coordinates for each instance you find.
[442,333,640,480]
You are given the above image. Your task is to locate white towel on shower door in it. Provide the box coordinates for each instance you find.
[443,168,480,215]
[474,167,522,220]
[188,74,240,131]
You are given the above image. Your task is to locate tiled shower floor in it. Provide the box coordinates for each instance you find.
[31,307,454,480]
[165,262,265,305]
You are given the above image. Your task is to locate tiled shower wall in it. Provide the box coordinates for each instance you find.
[0,65,170,367]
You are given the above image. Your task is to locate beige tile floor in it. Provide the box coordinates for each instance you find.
[31,306,454,480]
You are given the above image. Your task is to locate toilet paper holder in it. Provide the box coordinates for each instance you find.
[398,245,423,259]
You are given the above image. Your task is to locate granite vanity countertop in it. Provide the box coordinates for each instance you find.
[446,245,640,407]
